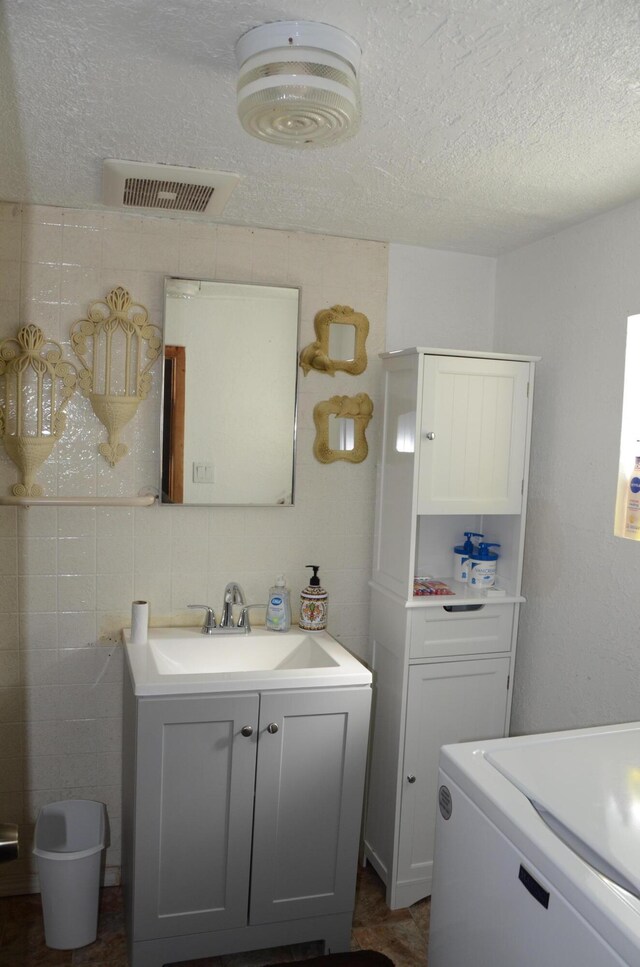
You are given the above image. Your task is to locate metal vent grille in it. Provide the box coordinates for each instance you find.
[123,178,215,213]
[102,160,240,216]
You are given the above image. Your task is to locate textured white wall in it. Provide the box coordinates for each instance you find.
[495,199,640,735]
[0,203,387,894]
[385,243,496,351]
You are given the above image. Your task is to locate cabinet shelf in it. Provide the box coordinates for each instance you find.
[407,579,525,608]
[370,578,525,608]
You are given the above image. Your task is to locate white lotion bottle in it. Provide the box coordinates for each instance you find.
[265,575,291,632]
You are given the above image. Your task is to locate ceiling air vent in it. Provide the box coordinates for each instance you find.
[102,160,240,216]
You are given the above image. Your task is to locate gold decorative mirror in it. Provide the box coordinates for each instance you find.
[300,305,369,376]
[313,393,373,464]
[70,286,162,466]
[0,325,77,496]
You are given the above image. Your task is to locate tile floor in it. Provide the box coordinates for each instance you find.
[0,864,429,967]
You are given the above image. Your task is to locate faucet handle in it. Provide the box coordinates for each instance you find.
[188,604,217,634]
[237,604,267,633]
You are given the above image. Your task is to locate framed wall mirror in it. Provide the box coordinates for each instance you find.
[313,393,373,464]
[161,278,300,506]
[299,305,369,376]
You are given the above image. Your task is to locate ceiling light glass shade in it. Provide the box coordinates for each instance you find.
[235,21,361,148]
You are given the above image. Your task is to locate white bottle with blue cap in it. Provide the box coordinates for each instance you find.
[265,574,291,632]
[452,532,483,583]
[468,542,500,588]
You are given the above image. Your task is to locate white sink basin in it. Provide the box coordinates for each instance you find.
[123,627,372,695]
[150,633,338,675]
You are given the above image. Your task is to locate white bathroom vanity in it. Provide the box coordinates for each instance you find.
[121,627,372,967]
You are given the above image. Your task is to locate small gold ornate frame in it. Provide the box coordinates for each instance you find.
[313,393,373,464]
[0,325,77,496]
[299,305,369,377]
[70,286,162,466]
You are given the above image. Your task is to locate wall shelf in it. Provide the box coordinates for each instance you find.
[0,494,156,507]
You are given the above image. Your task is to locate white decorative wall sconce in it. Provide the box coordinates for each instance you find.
[70,286,162,466]
[0,325,77,496]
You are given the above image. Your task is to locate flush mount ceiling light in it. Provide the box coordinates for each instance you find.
[235,21,361,148]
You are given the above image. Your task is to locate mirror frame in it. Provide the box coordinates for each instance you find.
[160,277,300,506]
[299,305,369,377]
[313,393,374,464]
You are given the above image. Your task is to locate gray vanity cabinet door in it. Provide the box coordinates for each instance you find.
[132,693,259,940]
[249,686,371,924]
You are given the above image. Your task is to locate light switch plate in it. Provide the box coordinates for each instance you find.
[193,462,214,484]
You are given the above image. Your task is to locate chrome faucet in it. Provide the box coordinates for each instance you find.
[187,604,217,634]
[220,582,246,628]
[188,584,265,635]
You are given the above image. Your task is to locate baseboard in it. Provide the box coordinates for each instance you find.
[362,842,388,883]
[389,874,432,910]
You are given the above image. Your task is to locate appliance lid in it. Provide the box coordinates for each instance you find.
[486,726,640,899]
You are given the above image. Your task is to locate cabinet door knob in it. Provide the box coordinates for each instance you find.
[425,431,436,440]
[407,774,416,783]
[267,722,279,734]
[240,725,253,737]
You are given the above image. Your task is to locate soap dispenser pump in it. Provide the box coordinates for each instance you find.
[468,542,501,588]
[452,531,483,583]
[299,565,328,632]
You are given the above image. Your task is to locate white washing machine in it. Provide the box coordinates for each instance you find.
[429,721,640,966]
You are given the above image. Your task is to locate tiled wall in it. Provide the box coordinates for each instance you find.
[0,203,388,894]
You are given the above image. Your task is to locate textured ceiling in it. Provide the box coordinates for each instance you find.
[1,0,639,255]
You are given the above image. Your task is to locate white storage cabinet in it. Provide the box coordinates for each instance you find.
[122,673,371,967]
[364,347,537,909]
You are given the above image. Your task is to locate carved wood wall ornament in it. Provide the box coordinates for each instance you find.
[0,325,77,496]
[70,286,162,466]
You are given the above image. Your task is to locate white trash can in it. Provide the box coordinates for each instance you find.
[33,799,106,949]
